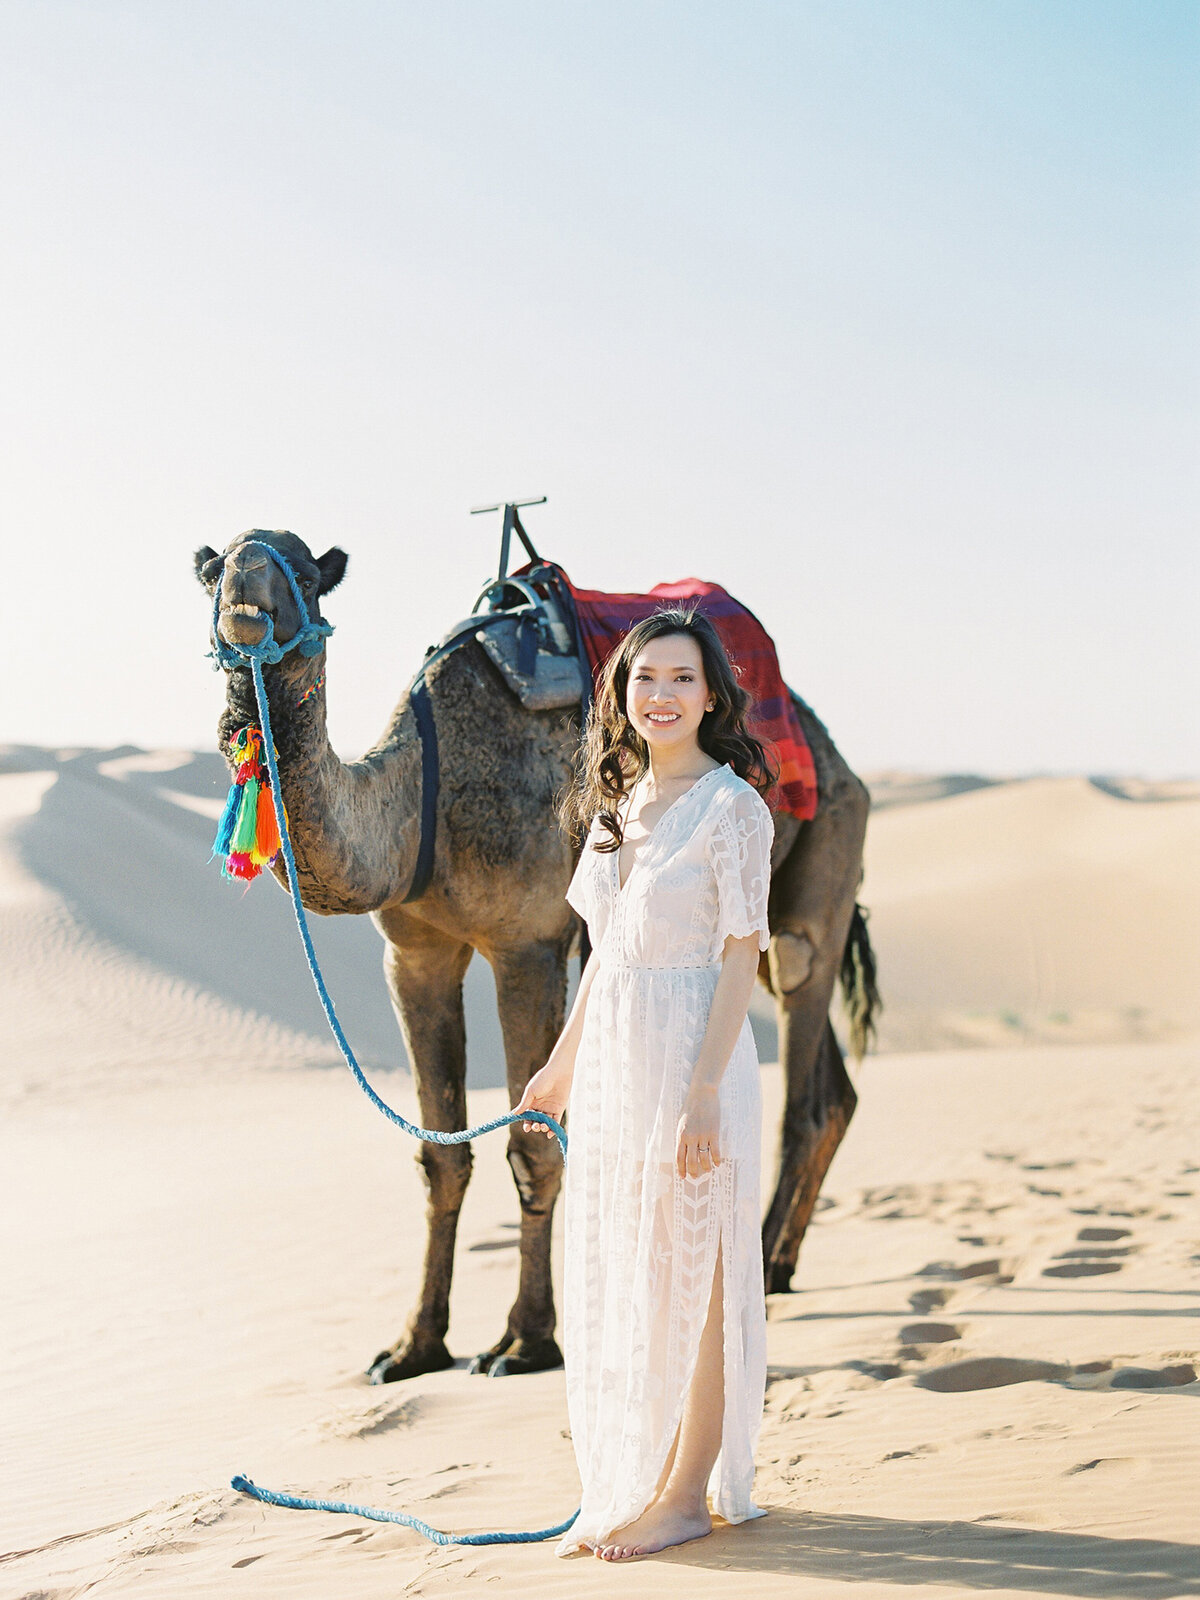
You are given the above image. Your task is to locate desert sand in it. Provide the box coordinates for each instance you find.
[3,751,1198,1599]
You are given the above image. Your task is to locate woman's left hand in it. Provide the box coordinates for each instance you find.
[676,1087,721,1179]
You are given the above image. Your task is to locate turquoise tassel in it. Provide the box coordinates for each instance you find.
[214,780,241,859]
[231,778,260,855]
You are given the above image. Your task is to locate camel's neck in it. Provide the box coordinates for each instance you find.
[220,652,420,915]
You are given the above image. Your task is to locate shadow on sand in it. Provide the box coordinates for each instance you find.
[662,1508,1200,1596]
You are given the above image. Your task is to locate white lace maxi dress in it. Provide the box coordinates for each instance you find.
[556,763,774,1555]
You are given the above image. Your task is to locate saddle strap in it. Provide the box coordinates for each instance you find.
[400,610,514,905]
[400,569,591,905]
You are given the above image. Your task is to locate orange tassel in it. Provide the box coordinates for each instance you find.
[254,784,282,865]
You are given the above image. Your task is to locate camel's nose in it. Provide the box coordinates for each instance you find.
[222,552,271,606]
[217,552,275,646]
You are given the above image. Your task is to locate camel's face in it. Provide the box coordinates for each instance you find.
[194,530,347,652]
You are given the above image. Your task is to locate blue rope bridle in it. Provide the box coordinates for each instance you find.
[208,539,575,1546]
[208,540,334,671]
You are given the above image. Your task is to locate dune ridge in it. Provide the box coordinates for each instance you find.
[858,773,1200,1052]
[4,748,1196,1094]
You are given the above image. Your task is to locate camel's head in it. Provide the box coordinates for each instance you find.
[194,529,347,655]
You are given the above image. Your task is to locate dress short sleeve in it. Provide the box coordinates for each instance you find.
[565,817,602,927]
[565,847,591,923]
[708,785,774,952]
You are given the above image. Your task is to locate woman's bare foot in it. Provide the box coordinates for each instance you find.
[594,1501,712,1561]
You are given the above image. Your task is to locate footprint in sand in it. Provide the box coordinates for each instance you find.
[1020,1161,1078,1197]
[315,1396,421,1439]
[897,1322,966,1361]
[1043,1261,1123,1277]
[1110,1363,1197,1389]
[1071,1205,1152,1218]
[1065,1457,1146,1479]
[909,1286,956,1315]
[917,1357,1071,1393]
[917,1257,1017,1285]
[1043,1227,1141,1278]
[899,1322,964,1345]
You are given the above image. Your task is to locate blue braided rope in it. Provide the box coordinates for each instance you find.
[213,561,573,1544]
[248,653,566,1159]
[231,1477,578,1545]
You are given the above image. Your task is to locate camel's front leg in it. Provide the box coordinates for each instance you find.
[762,775,868,1293]
[368,918,474,1383]
[468,938,571,1376]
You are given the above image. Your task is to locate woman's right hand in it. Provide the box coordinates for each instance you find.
[515,1061,571,1137]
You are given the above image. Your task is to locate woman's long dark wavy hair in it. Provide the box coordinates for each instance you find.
[562,606,774,852]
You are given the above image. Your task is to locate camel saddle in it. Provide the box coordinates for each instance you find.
[404,562,817,904]
[419,565,586,715]
[471,567,586,712]
[434,562,819,823]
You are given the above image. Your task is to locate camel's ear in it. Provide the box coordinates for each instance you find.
[315,547,348,595]
[194,546,221,590]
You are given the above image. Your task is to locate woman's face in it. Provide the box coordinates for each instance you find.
[625,632,715,753]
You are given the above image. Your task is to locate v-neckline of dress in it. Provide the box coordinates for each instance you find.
[615,765,725,895]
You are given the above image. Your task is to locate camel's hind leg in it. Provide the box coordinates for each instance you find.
[469,938,572,1376]
[762,767,868,1294]
[368,916,474,1383]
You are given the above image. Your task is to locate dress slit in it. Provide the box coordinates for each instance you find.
[590,1168,729,1548]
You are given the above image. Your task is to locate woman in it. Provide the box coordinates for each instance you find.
[516,606,775,1562]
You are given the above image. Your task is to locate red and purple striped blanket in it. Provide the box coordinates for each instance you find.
[561,572,818,822]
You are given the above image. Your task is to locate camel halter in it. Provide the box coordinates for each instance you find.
[207,539,334,672]
[209,538,521,902]
[206,541,575,1546]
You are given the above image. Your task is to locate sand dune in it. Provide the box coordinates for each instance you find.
[858,775,1200,1051]
[3,749,1195,1100]
[0,747,508,1103]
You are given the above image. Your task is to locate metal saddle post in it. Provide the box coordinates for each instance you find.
[468,498,583,709]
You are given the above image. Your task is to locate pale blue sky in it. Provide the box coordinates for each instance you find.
[3,1,1196,773]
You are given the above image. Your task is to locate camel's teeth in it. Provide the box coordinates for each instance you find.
[225,603,263,618]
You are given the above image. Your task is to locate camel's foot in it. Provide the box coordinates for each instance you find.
[366,1336,455,1385]
[467,1332,563,1377]
[766,1259,798,1296]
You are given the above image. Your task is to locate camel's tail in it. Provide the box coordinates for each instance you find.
[839,903,881,1062]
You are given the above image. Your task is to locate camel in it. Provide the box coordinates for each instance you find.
[194,528,874,1382]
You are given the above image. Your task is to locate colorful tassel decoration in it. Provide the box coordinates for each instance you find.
[255,782,282,862]
[212,726,286,882]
